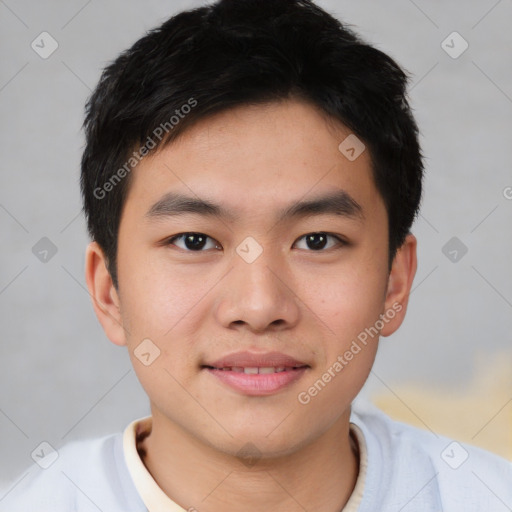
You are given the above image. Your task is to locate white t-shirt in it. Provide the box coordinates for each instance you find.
[1,401,511,511]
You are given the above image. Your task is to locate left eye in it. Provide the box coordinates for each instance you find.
[294,232,345,251]
[165,232,345,252]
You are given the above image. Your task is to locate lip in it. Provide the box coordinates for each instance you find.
[204,367,308,395]
[202,351,310,396]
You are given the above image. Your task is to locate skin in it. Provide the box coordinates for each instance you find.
[85,98,417,512]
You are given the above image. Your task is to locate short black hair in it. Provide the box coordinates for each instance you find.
[81,0,423,290]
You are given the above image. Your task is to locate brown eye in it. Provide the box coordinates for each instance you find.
[294,232,345,251]
[167,233,220,251]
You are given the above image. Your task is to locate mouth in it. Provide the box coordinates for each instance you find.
[202,365,308,373]
[201,350,311,395]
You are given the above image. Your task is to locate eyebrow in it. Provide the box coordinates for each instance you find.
[145,190,364,223]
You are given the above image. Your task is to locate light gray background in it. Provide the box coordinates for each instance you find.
[1,0,511,490]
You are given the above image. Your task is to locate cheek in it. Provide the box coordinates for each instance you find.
[298,264,386,392]
[293,272,384,429]
[118,248,211,340]
[120,263,207,405]
[306,265,387,340]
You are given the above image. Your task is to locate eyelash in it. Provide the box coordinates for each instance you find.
[164,232,347,252]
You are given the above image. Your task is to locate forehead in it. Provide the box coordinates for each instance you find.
[122,99,383,225]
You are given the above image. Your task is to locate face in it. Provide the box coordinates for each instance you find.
[86,99,416,459]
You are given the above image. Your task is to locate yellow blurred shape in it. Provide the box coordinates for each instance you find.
[372,352,512,460]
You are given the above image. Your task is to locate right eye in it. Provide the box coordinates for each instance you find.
[165,232,221,252]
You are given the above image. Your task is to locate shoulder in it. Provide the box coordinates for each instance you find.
[351,399,512,511]
[0,432,144,512]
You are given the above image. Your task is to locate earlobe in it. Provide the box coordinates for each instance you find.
[380,234,418,337]
[84,241,127,346]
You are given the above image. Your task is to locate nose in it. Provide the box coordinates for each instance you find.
[214,245,301,334]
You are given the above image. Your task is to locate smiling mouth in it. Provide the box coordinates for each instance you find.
[202,365,308,374]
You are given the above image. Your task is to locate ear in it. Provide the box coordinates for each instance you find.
[380,233,417,337]
[84,241,127,346]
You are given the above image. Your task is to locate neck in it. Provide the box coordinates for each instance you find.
[139,407,359,512]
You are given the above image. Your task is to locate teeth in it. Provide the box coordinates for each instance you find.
[245,367,289,374]
[213,366,293,373]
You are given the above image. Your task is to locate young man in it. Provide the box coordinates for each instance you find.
[2,0,511,510]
